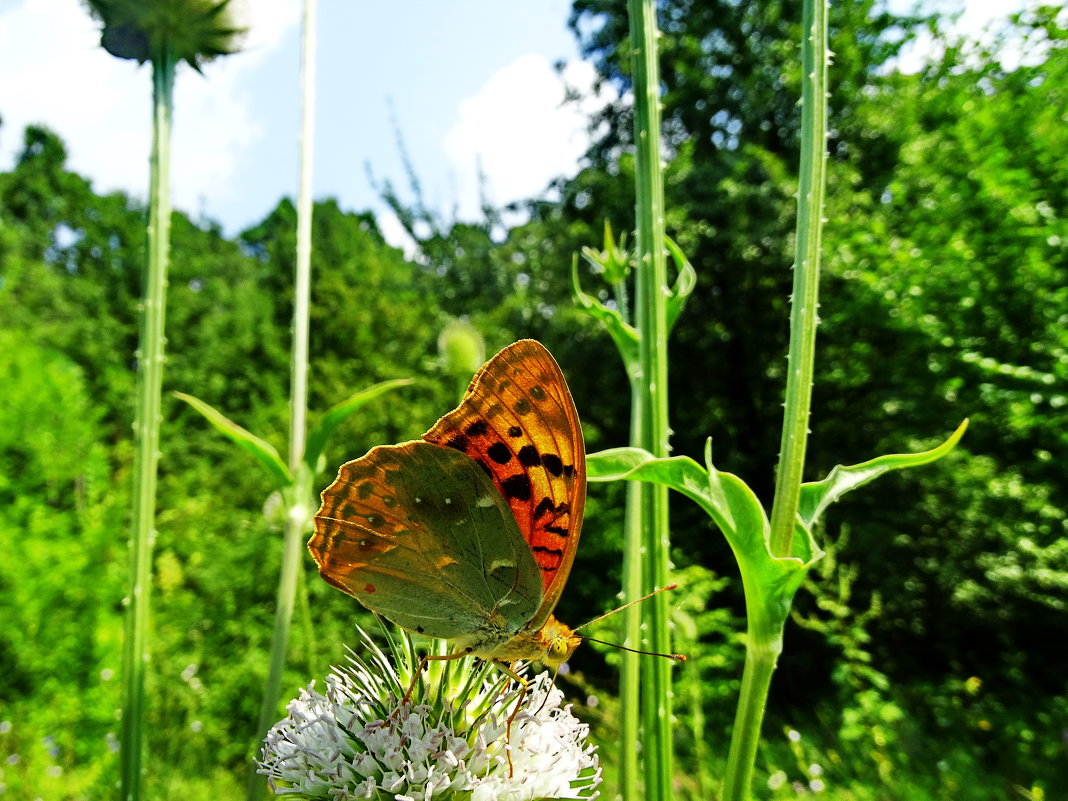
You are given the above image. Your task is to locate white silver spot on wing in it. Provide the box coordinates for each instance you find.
[476,495,496,508]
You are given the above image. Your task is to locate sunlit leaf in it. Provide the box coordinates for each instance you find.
[589,446,820,585]
[664,236,697,335]
[588,443,821,610]
[798,420,969,527]
[570,256,639,372]
[174,391,291,489]
[303,379,414,473]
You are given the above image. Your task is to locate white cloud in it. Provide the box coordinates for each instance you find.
[0,0,300,219]
[884,0,1031,73]
[444,54,616,219]
[375,207,419,260]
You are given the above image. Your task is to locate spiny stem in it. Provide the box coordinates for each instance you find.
[628,0,674,799]
[768,0,829,559]
[247,1,318,797]
[722,0,829,798]
[121,49,175,801]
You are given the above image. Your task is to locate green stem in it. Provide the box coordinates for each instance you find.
[288,8,316,474]
[768,0,829,558]
[297,558,318,677]
[618,384,643,800]
[722,556,789,800]
[722,0,828,797]
[120,51,175,801]
[247,506,306,799]
[628,0,673,799]
[247,1,317,796]
[613,278,630,326]
[721,632,781,800]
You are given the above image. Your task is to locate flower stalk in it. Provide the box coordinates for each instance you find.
[247,1,318,797]
[120,49,174,801]
[767,0,830,558]
[723,0,829,797]
[626,1,675,799]
[86,4,247,798]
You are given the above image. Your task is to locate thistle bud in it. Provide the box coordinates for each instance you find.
[439,320,487,377]
[85,0,248,69]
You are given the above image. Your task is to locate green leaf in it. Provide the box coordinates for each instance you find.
[570,255,640,372]
[174,391,291,489]
[589,445,729,527]
[303,378,414,473]
[664,236,697,335]
[798,420,969,528]
[588,444,820,569]
[582,219,632,286]
[588,443,820,616]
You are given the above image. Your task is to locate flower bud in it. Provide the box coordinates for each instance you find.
[86,0,248,69]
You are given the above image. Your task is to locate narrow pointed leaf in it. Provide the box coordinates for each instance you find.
[174,391,291,489]
[664,236,697,334]
[798,420,969,527]
[570,257,640,370]
[589,447,719,522]
[303,379,414,473]
[589,446,821,606]
[588,446,776,563]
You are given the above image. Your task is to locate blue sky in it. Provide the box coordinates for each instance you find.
[0,0,1022,248]
[0,0,601,245]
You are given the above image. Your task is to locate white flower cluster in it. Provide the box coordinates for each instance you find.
[259,650,600,801]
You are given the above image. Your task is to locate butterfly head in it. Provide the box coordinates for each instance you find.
[539,616,582,667]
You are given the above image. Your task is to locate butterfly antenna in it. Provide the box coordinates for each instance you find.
[573,583,679,632]
[581,635,686,662]
[572,583,686,662]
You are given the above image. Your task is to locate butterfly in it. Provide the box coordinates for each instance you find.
[308,339,586,681]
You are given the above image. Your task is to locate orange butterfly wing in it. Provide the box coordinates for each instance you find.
[423,339,586,630]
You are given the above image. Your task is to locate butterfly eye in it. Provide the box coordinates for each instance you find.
[549,637,571,662]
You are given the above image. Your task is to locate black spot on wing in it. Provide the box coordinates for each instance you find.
[517,445,541,467]
[487,442,512,464]
[541,453,564,477]
[533,497,555,519]
[445,435,469,452]
[501,473,532,501]
[466,420,489,437]
[532,545,565,558]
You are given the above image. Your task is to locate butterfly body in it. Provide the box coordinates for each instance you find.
[310,340,585,671]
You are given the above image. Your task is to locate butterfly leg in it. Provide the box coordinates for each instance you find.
[493,660,532,778]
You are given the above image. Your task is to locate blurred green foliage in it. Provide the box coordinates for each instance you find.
[1,3,1066,799]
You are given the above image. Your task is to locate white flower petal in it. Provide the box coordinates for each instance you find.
[259,639,599,801]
